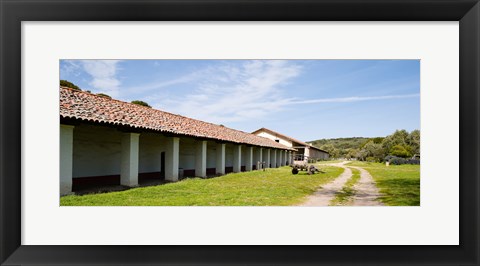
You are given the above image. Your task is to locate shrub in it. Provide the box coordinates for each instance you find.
[389,157,407,165]
[96,93,112,99]
[405,159,420,165]
[384,155,396,162]
[60,80,81,90]
[386,156,420,165]
[366,156,377,162]
[131,100,151,108]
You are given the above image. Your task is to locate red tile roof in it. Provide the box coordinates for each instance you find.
[60,87,294,150]
[252,127,329,154]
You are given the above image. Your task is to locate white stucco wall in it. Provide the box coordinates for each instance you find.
[255,130,326,161]
[73,124,225,179]
[242,145,250,167]
[139,132,165,173]
[72,124,122,178]
[179,137,196,170]
[253,147,262,167]
[73,125,173,178]
[309,148,329,160]
[71,124,279,180]
[305,146,310,157]
[60,125,74,194]
[255,131,293,147]
[225,144,234,167]
[207,141,216,168]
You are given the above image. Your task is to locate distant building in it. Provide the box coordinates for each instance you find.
[60,87,295,195]
[252,128,329,163]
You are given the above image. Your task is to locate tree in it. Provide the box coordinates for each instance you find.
[390,145,411,158]
[407,129,420,155]
[359,141,384,162]
[381,129,419,158]
[371,137,384,144]
[356,149,368,161]
[382,129,409,154]
[60,80,81,90]
[320,144,339,158]
[346,148,358,160]
[131,100,151,108]
[307,129,420,161]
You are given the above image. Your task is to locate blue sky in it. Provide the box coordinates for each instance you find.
[60,59,420,141]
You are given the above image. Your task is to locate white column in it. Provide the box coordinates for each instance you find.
[233,145,242,173]
[289,151,293,165]
[265,149,271,168]
[216,143,226,175]
[245,146,253,171]
[165,137,179,181]
[257,148,263,169]
[276,149,282,167]
[60,125,74,195]
[278,150,281,166]
[121,132,140,187]
[195,140,207,178]
[272,149,277,168]
[304,147,309,163]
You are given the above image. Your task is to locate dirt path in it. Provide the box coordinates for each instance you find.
[348,166,384,206]
[300,162,352,206]
[299,161,383,206]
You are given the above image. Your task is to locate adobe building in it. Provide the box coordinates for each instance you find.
[252,128,329,163]
[60,87,295,195]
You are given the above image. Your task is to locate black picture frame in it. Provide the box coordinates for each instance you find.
[1,0,479,265]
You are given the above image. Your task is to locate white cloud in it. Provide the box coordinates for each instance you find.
[286,93,420,105]
[124,73,199,94]
[158,60,302,123]
[80,60,122,97]
[61,60,82,77]
[131,60,419,125]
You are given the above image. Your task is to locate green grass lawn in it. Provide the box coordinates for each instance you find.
[61,166,344,206]
[315,160,344,165]
[330,168,361,206]
[345,161,420,206]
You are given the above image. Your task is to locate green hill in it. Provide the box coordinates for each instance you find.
[306,129,419,162]
[307,137,372,151]
[306,137,382,158]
